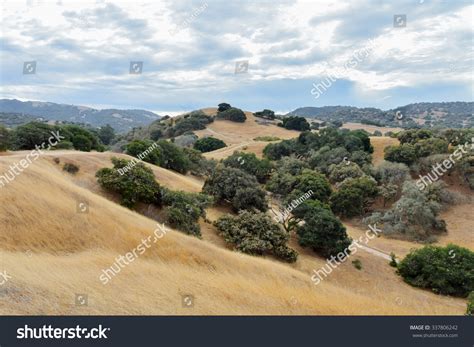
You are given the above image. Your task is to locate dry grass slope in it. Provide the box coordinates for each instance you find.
[0,138,469,315]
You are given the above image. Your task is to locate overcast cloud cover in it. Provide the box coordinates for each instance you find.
[0,0,472,115]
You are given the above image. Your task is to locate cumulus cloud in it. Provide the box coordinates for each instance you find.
[0,0,472,112]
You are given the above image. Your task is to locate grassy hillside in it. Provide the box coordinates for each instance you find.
[0,148,469,315]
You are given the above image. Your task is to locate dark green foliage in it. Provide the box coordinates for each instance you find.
[155,140,191,174]
[63,162,79,174]
[181,147,217,177]
[125,140,161,165]
[72,134,92,152]
[466,292,474,315]
[349,130,374,153]
[253,109,275,120]
[194,137,227,153]
[397,129,432,144]
[11,122,57,150]
[61,125,103,151]
[96,157,161,208]
[161,189,213,237]
[223,151,273,183]
[150,129,163,141]
[98,124,115,145]
[414,138,449,158]
[389,252,398,267]
[217,103,232,112]
[352,259,362,270]
[330,177,378,217]
[168,111,213,137]
[0,125,9,151]
[384,143,417,165]
[296,203,352,258]
[293,170,332,203]
[263,139,299,160]
[202,166,267,212]
[397,244,474,297]
[278,116,310,131]
[216,107,247,122]
[214,211,298,262]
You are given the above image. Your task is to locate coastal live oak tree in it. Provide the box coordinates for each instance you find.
[98,124,115,145]
[216,107,247,122]
[203,166,267,212]
[0,125,9,151]
[217,103,232,112]
[214,210,298,262]
[96,157,162,208]
[397,244,474,297]
[193,137,227,153]
[294,201,352,258]
[223,151,273,183]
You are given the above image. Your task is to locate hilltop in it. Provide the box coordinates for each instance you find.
[288,102,474,129]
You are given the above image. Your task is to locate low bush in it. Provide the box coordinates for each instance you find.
[96,157,161,208]
[216,107,247,122]
[214,211,298,262]
[194,137,226,153]
[161,189,213,237]
[63,163,79,174]
[397,244,474,297]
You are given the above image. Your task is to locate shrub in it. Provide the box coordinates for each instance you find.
[216,107,247,122]
[223,151,273,183]
[373,161,409,185]
[63,163,79,174]
[389,252,398,267]
[12,122,57,150]
[181,147,217,177]
[202,166,267,212]
[294,170,332,202]
[466,292,474,315]
[214,211,298,262]
[279,116,310,131]
[384,144,417,165]
[126,140,161,164]
[0,125,9,151]
[296,203,352,258]
[254,136,280,141]
[217,103,232,112]
[72,134,92,152]
[263,139,299,160]
[194,137,227,153]
[96,157,161,208]
[328,162,365,183]
[352,259,362,270]
[363,181,446,241]
[98,124,115,145]
[156,140,191,174]
[253,109,275,120]
[330,177,378,217]
[161,189,213,237]
[397,244,474,297]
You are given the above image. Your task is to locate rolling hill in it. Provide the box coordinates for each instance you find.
[0,99,161,132]
[0,116,471,315]
[288,102,474,129]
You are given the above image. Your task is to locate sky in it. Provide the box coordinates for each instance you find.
[0,0,473,115]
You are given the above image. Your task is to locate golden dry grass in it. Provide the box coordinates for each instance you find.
[0,149,469,315]
[195,108,299,146]
[342,122,403,134]
[370,136,400,166]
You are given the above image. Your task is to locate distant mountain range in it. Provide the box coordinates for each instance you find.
[287,102,474,129]
[0,99,161,133]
